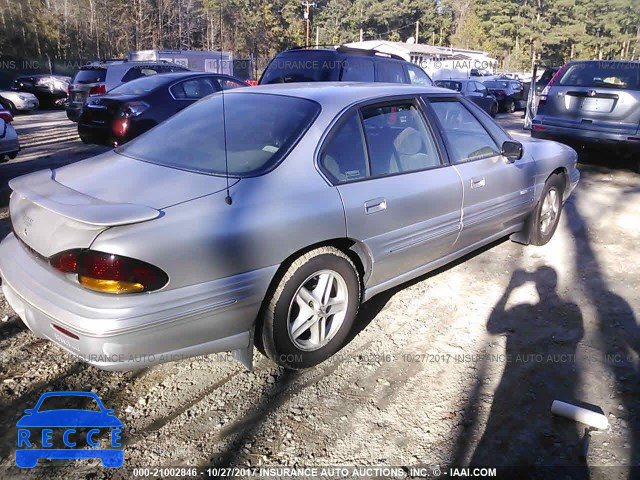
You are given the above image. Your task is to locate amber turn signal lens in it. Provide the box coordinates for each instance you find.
[79,277,145,294]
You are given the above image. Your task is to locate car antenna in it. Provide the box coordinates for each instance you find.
[221,86,232,206]
[220,2,232,206]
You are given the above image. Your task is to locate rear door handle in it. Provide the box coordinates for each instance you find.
[364,198,387,214]
[471,177,486,189]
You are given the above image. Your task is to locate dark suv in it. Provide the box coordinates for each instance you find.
[66,61,189,122]
[532,60,640,168]
[259,46,433,86]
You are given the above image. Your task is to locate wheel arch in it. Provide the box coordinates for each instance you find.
[255,237,371,330]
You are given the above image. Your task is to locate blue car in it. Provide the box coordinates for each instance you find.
[16,391,123,468]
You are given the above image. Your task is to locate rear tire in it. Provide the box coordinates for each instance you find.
[8,151,17,160]
[259,246,360,369]
[506,99,516,113]
[490,103,498,117]
[530,174,565,246]
[1,100,16,115]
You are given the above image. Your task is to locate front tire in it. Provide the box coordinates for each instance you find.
[259,246,360,369]
[530,174,564,246]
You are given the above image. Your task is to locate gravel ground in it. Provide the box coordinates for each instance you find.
[0,111,638,479]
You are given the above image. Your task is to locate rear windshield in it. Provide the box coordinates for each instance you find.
[109,75,171,95]
[118,93,320,176]
[559,62,640,90]
[73,68,107,84]
[435,81,462,91]
[260,52,340,84]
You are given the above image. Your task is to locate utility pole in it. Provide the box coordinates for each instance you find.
[302,2,316,48]
[315,26,320,48]
[415,21,419,44]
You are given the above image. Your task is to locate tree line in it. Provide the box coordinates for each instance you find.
[1,0,638,73]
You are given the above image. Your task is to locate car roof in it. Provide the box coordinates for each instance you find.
[226,82,453,108]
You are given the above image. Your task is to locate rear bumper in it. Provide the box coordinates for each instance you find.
[66,106,81,122]
[531,121,640,151]
[0,233,277,371]
[77,122,111,146]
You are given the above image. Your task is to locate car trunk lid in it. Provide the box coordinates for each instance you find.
[9,152,238,258]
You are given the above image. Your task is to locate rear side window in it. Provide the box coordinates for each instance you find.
[559,61,640,90]
[375,62,406,83]
[429,100,499,163]
[406,64,433,86]
[320,112,369,183]
[121,66,162,83]
[73,68,107,84]
[340,59,374,82]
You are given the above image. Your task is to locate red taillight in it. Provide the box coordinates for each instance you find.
[49,249,168,294]
[496,90,506,96]
[0,111,13,123]
[532,125,545,131]
[540,64,568,102]
[50,250,80,273]
[112,118,129,138]
[89,84,107,96]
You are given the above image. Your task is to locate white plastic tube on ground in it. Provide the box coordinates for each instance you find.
[551,400,609,430]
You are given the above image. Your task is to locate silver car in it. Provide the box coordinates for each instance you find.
[0,91,39,114]
[0,83,579,371]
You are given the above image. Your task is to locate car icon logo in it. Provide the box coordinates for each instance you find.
[15,391,124,468]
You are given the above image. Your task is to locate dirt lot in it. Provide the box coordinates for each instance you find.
[0,111,638,479]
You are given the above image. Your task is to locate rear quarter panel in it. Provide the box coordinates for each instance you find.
[89,119,347,291]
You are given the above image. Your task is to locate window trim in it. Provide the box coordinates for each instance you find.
[422,96,510,165]
[315,95,448,186]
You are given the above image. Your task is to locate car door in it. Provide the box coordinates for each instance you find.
[169,76,219,112]
[425,97,536,249]
[318,98,463,288]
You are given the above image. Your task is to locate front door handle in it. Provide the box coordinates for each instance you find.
[471,177,486,189]
[364,198,387,214]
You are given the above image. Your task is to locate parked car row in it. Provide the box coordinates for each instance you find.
[67,60,190,122]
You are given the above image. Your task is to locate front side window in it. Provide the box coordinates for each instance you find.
[118,93,320,176]
[429,100,499,163]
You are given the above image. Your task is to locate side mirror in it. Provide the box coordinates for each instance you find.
[0,118,5,138]
[501,140,523,161]
[23,408,35,415]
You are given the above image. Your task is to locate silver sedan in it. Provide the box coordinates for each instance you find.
[0,83,579,371]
